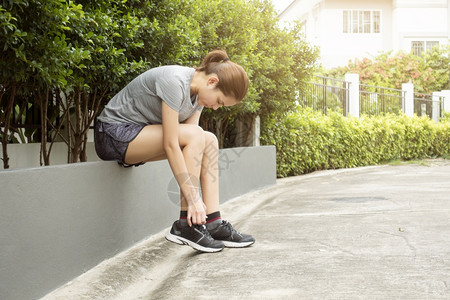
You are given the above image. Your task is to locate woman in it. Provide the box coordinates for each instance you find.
[94,50,255,253]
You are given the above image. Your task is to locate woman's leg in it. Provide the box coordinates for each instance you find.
[126,124,254,250]
[125,124,219,213]
[200,132,220,214]
[177,125,205,212]
[124,124,166,163]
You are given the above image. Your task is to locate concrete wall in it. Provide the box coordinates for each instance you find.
[0,146,276,300]
[1,142,100,170]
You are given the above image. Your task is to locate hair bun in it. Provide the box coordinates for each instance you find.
[200,49,229,66]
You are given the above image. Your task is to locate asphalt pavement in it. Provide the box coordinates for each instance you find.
[41,159,450,300]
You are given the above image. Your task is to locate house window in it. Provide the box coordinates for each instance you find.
[411,41,439,56]
[343,10,381,34]
[373,11,380,33]
[426,41,439,51]
[411,41,424,56]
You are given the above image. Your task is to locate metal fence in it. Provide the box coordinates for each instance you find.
[300,76,349,115]
[302,76,445,120]
[301,77,405,117]
[414,94,443,120]
[359,84,404,116]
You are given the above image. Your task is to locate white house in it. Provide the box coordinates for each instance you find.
[279,0,450,68]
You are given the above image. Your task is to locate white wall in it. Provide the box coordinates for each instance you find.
[1,142,100,170]
[394,6,449,52]
[2,128,97,170]
[279,0,322,22]
[279,0,450,68]
[321,0,392,67]
[320,8,386,67]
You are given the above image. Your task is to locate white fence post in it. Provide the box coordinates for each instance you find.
[252,115,261,147]
[345,73,360,118]
[440,90,450,114]
[402,82,414,117]
[432,91,445,122]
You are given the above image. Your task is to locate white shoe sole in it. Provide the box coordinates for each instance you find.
[165,233,224,253]
[222,240,255,248]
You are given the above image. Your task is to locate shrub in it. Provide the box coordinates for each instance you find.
[321,51,436,94]
[1,0,319,168]
[261,108,450,177]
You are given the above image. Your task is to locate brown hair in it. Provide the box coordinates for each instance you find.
[196,50,249,102]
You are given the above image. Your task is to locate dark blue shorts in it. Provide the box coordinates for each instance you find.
[94,119,145,167]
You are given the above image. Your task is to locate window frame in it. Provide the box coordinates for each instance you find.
[411,40,439,56]
[343,9,382,34]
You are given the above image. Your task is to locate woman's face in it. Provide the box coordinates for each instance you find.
[197,76,237,110]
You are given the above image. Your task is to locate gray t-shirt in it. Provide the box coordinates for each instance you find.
[98,66,202,125]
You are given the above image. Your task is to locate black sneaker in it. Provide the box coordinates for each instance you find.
[208,220,255,248]
[165,221,224,253]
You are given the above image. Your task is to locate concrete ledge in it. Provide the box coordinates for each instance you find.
[0,146,276,300]
[1,142,100,170]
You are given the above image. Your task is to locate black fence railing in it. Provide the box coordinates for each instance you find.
[414,94,443,120]
[359,84,404,116]
[301,76,447,121]
[300,76,349,115]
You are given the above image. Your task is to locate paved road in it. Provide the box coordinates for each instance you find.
[42,160,450,299]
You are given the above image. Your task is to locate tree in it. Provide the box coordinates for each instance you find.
[0,1,29,168]
[322,50,440,94]
[1,0,202,166]
[422,44,450,92]
[192,0,319,147]
[1,0,319,168]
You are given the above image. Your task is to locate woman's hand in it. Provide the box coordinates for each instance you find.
[187,196,207,227]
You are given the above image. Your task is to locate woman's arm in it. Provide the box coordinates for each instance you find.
[161,102,206,226]
[182,110,201,125]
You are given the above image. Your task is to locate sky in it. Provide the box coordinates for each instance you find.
[271,0,294,13]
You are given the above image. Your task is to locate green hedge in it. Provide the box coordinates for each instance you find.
[261,109,450,177]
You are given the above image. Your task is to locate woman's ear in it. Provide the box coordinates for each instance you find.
[206,74,219,87]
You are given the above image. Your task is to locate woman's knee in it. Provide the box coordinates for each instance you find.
[204,131,218,150]
[181,124,206,148]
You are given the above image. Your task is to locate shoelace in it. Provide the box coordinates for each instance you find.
[196,224,215,240]
[222,221,239,236]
